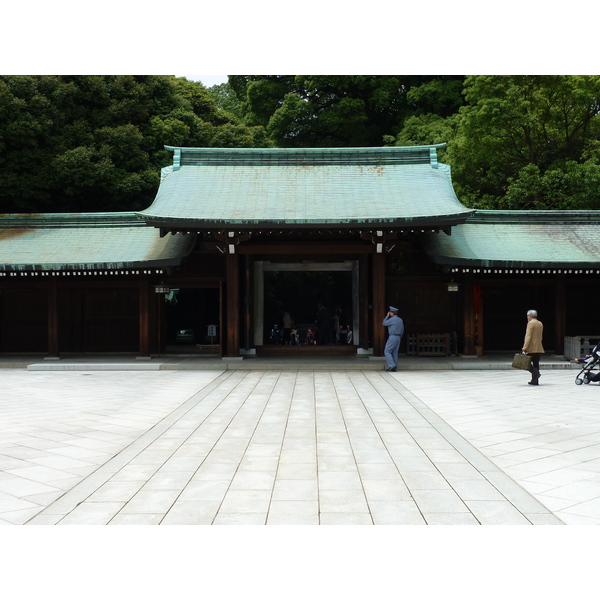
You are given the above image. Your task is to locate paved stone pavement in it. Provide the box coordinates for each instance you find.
[1,365,599,525]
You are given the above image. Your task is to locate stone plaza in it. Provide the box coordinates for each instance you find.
[1,357,599,525]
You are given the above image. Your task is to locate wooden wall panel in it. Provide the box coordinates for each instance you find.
[387,280,457,350]
[83,288,139,351]
[1,288,48,352]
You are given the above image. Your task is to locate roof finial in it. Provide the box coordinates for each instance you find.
[430,147,438,169]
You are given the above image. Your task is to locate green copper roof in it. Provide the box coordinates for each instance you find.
[138,145,473,230]
[0,212,195,272]
[420,210,600,269]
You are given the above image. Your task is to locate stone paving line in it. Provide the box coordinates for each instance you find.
[0,370,223,525]
[0,367,570,526]
[396,369,600,525]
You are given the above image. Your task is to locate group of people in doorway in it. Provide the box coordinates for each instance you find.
[269,308,298,345]
[382,304,545,385]
[269,302,352,346]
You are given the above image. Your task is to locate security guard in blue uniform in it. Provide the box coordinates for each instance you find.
[383,306,404,372]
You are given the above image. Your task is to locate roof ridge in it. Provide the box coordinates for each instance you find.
[469,210,600,225]
[165,145,447,168]
[0,212,144,229]
[165,144,447,153]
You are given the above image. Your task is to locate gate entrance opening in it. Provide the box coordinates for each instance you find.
[253,260,359,347]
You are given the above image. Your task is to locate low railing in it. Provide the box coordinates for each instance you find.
[564,336,600,360]
[406,333,451,357]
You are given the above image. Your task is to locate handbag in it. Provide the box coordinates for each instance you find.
[512,352,531,370]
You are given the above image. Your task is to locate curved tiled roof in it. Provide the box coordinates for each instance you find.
[138,145,473,230]
[420,210,600,269]
[0,213,195,273]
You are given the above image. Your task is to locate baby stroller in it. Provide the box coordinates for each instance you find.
[290,329,300,346]
[575,342,600,384]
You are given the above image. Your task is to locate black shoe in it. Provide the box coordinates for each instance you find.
[386,367,396,372]
[528,381,538,385]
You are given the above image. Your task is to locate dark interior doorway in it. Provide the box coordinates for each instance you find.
[164,287,220,353]
[264,271,353,344]
[482,283,555,352]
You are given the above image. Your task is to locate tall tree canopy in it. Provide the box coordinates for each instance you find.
[228,75,465,147]
[0,75,271,213]
[4,75,600,213]
[446,75,600,209]
[206,82,244,121]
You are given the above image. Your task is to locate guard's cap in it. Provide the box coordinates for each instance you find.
[389,306,399,313]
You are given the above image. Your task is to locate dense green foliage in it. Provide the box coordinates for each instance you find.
[0,75,271,212]
[2,75,600,212]
[446,76,600,209]
[228,75,600,210]
[228,75,465,147]
[206,82,245,121]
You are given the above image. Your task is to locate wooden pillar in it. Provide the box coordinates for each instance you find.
[253,261,264,346]
[463,274,475,355]
[555,274,566,355]
[48,278,59,358]
[474,283,483,356]
[359,255,369,349]
[244,255,252,351]
[138,275,150,358]
[372,251,386,356]
[226,253,240,357]
[155,288,165,356]
[219,282,224,358]
[351,260,359,346]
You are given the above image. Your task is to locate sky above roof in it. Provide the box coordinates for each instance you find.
[5,1,594,79]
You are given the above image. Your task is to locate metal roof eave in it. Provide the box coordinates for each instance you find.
[0,223,197,273]
[0,255,190,273]
[421,211,600,269]
[0,212,145,229]
[427,254,600,270]
[141,212,473,231]
[466,209,600,225]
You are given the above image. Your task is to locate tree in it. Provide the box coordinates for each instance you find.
[503,160,600,210]
[206,82,244,120]
[0,75,272,213]
[8,75,600,213]
[446,75,600,209]
[229,75,465,147]
[388,113,459,149]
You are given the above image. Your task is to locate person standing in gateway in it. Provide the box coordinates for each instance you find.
[522,309,544,385]
[383,306,404,372]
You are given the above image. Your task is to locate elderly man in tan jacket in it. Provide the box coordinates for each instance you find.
[522,309,544,385]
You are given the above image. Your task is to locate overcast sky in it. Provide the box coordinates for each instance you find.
[3,3,596,77]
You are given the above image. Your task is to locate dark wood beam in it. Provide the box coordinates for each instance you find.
[237,243,373,255]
